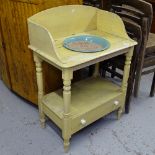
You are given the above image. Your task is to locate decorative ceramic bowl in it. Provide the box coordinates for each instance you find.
[63,35,110,53]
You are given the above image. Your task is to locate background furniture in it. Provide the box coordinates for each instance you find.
[146,0,155,32]
[0,0,82,104]
[102,0,155,113]
[83,0,101,7]
[110,0,155,98]
[28,5,136,152]
[101,18,142,113]
[83,0,155,112]
[1,0,154,106]
[83,0,155,32]
[83,0,111,9]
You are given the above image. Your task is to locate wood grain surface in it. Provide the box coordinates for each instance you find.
[0,0,82,104]
[0,20,11,88]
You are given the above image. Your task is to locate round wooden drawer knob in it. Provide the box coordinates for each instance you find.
[114,100,119,106]
[80,119,87,125]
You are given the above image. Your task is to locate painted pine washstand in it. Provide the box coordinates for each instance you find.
[28,5,136,152]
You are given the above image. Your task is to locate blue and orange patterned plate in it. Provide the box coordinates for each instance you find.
[63,35,110,53]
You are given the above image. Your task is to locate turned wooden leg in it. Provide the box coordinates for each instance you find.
[62,69,73,152]
[40,113,46,128]
[117,108,123,120]
[93,63,100,77]
[119,47,133,116]
[34,54,46,128]
[64,138,70,153]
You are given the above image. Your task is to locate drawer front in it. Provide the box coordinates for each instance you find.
[71,96,123,134]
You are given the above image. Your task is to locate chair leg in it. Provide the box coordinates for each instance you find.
[101,69,106,77]
[100,62,108,77]
[89,65,95,76]
[134,68,142,97]
[125,83,132,113]
[133,46,145,98]
[125,74,135,113]
[150,72,155,97]
[111,66,116,78]
[125,61,137,113]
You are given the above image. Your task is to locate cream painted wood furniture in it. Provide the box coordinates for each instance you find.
[28,5,136,152]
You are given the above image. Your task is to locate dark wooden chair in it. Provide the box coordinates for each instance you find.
[101,18,142,113]
[83,0,101,8]
[112,0,155,97]
[101,0,155,113]
[83,0,111,10]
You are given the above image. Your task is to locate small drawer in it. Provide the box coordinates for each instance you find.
[71,96,123,134]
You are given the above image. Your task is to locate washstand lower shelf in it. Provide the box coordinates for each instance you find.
[42,77,124,134]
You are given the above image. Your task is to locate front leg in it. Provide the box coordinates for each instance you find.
[117,108,123,120]
[62,69,73,152]
[118,47,133,118]
[34,53,46,128]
